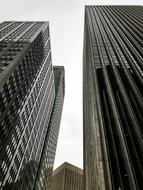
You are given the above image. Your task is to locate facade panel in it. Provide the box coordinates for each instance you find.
[83,6,143,190]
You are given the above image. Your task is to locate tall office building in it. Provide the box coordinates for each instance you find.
[51,162,83,190]
[0,22,64,190]
[83,6,143,190]
[34,66,65,190]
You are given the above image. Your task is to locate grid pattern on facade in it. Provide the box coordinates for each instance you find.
[83,6,143,190]
[34,66,65,190]
[0,21,59,190]
[0,22,47,42]
[64,168,83,190]
[0,41,28,75]
[51,162,83,190]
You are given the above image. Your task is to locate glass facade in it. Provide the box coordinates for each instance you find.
[83,6,143,190]
[0,22,64,190]
[34,66,65,190]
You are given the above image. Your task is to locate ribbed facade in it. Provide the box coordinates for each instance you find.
[83,6,143,190]
[51,162,83,190]
[0,21,64,190]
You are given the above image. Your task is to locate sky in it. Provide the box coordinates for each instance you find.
[0,0,142,170]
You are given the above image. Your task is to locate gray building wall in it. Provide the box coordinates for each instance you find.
[83,6,143,190]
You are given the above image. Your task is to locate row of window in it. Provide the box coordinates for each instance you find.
[0,42,27,73]
[0,22,12,31]
[0,42,9,53]
[5,23,32,41]
[43,26,50,44]
[19,22,44,42]
[0,22,22,39]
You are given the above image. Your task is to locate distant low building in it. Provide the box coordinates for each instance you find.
[51,162,83,190]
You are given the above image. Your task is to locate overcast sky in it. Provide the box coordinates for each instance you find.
[0,0,142,170]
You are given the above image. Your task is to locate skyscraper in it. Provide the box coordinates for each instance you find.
[34,66,65,190]
[83,6,143,190]
[51,162,83,190]
[0,22,64,190]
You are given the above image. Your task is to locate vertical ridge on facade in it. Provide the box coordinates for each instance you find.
[83,6,143,190]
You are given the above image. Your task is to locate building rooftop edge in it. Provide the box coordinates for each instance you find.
[53,66,64,69]
[1,21,49,23]
[53,162,83,176]
[85,5,143,7]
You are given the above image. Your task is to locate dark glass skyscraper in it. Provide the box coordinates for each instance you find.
[83,6,143,190]
[0,22,64,190]
[34,66,65,190]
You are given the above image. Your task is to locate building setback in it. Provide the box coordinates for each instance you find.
[51,162,83,190]
[0,21,64,190]
[83,6,143,190]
